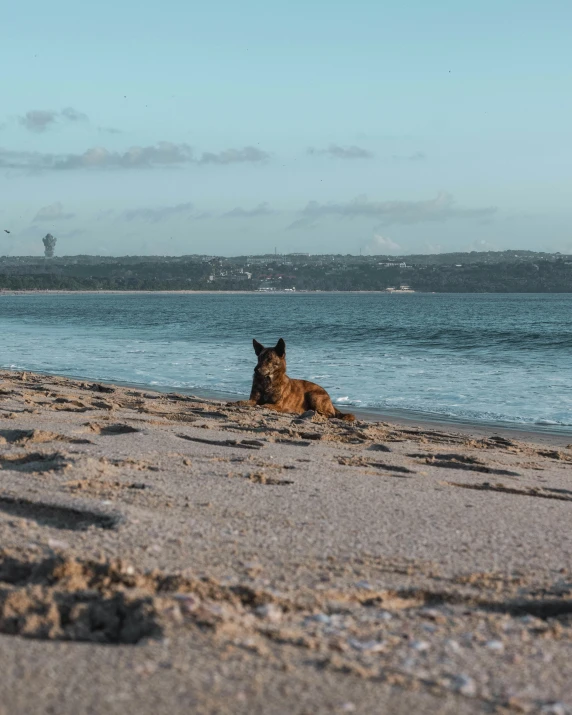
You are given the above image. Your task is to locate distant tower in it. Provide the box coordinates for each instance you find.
[42,233,57,258]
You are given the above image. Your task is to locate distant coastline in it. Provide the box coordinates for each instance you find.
[0,289,423,296]
[1,250,571,292]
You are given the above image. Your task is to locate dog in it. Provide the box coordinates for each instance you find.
[235,338,355,421]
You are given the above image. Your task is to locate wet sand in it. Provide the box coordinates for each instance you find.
[1,368,572,714]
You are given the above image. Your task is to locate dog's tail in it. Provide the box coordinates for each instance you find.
[333,408,355,422]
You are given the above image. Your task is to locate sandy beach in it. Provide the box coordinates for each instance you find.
[1,368,572,714]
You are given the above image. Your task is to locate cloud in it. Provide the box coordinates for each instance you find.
[285,217,319,231]
[0,142,194,171]
[363,234,401,254]
[0,142,272,172]
[199,146,269,164]
[17,107,89,132]
[97,126,123,135]
[55,142,194,170]
[307,144,374,159]
[33,202,75,222]
[392,151,426,162]
[18,110,58,133]
[222,202,275,218]
[120,201,194,223]
[60,107,89,122]
[287,192,497,230]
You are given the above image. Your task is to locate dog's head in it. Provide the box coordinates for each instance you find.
[252,338,286,379]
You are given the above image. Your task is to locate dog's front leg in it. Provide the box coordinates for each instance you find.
[232,399,258,407]
[229,386,263,408]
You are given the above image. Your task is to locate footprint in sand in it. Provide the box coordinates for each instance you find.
[0,553,161,644]
[410,452,520,477]
[177,434,264,450]
[84,423,140,436]
[444,481,572,502]
[0,429,92,446]
[0,495,121,530]
[0,451,71,473]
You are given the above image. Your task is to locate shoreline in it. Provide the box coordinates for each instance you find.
[2,289,572,296]
[3,367,570,446]
[1,289,424,295]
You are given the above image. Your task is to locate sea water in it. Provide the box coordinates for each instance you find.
[0,292,570,433]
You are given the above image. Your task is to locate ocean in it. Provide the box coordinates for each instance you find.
[0,292,570,434]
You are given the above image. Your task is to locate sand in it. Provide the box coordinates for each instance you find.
[0,369,571,714]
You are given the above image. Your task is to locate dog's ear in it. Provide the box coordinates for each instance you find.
[253,339,264,356]
[275,338,286,358]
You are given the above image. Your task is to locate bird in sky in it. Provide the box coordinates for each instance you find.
[3,229,10,234]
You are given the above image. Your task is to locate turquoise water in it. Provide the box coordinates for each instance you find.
[0,293,570,433]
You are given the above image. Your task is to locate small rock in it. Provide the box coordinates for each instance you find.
[255,604,283,623]
[411,640,431,652]
[540,704,568,715]
[485,640,504,652]
[445,639,462,653]
[48,538,70,550]
[452,674,477,697]
[348,639,385,653]
[355,580,372,590]
[420,607,446,623]
[306,613,331,624]
[341,704,356,712]
[173,594,201,614]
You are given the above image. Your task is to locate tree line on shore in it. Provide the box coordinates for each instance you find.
[0,255,571,292]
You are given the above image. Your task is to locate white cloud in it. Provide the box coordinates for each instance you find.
[0,142,271,172]
[222,202,275,218]
[363,234,401,255]
[120,202,194,223]
[307,144,374,159]
[17,107,89,132]
[199,146,269,164]
[288,192,497,230]
[33,202,75,222]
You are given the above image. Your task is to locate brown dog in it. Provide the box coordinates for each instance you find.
[236,338,355,421]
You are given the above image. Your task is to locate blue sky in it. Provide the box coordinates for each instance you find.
[1,0,571,256]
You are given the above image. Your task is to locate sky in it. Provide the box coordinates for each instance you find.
[1,0,571,257]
